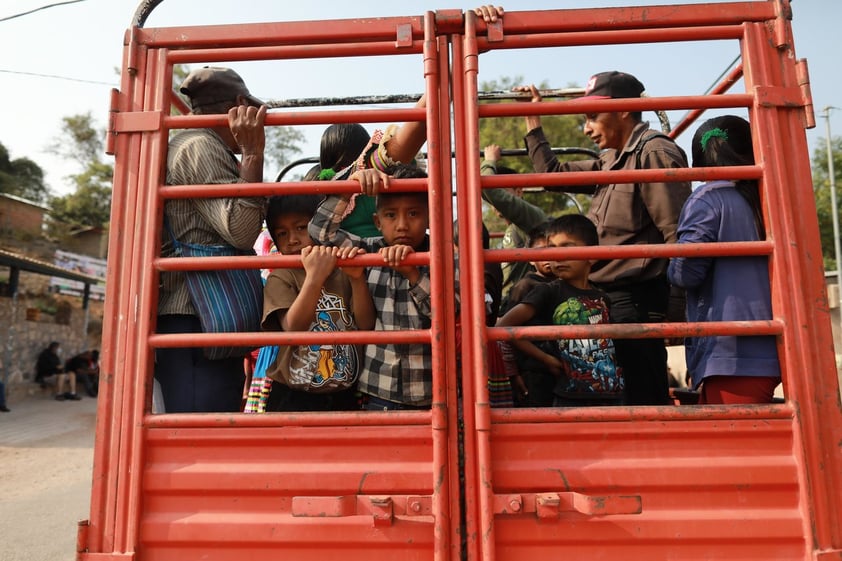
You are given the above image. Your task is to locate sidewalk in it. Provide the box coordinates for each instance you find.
[0,390,97,561]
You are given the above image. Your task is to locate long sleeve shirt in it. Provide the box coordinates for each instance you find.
[309,194,434,405]
[159,129,266,316]
[524,122,691,286]
[667,180,779,388]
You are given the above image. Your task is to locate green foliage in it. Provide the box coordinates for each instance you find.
[477,76,597,231]
[49,162,113,229]
[46,113,103,164]
[812,135,842,270]
[0,141,49,203]
[47,113,112,230]
[265,126,306,179]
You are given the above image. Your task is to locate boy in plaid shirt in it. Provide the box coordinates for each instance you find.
[309,163,437,410]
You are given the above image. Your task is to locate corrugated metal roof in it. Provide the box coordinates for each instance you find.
[0,247,103,284]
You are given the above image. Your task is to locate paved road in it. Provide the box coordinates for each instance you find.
[0,392,96,561]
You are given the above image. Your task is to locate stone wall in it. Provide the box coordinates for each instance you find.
[0,293,101,403]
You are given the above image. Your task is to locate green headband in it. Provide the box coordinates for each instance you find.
[700,127,728,151]
[317,168,336,180]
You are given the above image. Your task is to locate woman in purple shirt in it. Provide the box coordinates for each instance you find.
[668,115,781,404]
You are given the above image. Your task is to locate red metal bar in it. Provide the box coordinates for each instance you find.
[491,402,794,424]
[123,49,174,552]
[155,165,760,200]
[158,177,428,199]
[488,321,783,342]
[483,240,774,265]
[670,62,745,139]
[132,17,425,49]
[422,14,453,561]
[451,22,481,561]
[165,107,427,129]
[460,11,498,561]
[145,410,432,429]
[148,328,430,349]
[743,21,842,555]
[477,24,744,51]
[478,94,754,118]
[471,2,775,35]
[166,41,423,64]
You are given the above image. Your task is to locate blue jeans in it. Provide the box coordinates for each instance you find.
[154,315,245,413]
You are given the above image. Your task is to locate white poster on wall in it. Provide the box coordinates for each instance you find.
[49,250,106,301]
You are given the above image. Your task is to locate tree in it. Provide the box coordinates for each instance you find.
[0,141,49,203]
[46,112,113,230]
[477,76,597,236]
[812,135,842,270]
[264,126,306,180]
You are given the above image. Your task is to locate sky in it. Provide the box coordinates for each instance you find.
[0,0,839,196]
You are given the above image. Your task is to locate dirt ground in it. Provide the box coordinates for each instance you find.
[0,395,96,561]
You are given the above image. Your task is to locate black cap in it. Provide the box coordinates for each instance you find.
[581,71,645,99]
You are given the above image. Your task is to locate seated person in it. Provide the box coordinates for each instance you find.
[65,350,100,398]
[35,341,81,401]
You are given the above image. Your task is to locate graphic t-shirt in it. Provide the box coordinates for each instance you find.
[262,268,360,393]
[522,280,624,400]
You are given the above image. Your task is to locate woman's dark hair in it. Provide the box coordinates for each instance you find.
[319,124,370,172]
[302,164,322,182]
[692,115,764,239]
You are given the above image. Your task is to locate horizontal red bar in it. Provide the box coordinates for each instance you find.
[485,240,773,264]
[166,40,423,65]
[476,24,745,50]
[135,17,425,48]
[488,320,784,341]
[157,177,429,201]
[144,411,432,428]
[479,94,754,118]
[165,106,425,129]
[480,165,763,189]
[147,329,432,349]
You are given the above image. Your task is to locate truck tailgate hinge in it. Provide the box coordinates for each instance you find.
[493,492,642,519]
[292,494,433,527]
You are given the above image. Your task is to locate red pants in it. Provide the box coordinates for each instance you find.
[698,375,781,404]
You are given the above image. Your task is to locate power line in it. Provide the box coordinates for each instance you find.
[0,68,115,86]
[0,0,88,23]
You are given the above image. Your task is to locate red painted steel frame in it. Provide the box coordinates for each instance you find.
[88,2,842,561]
[454,3,842,561]
[92,10,460,561]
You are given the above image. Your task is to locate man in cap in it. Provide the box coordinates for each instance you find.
[156,66,268,413]
[514,72,691,406]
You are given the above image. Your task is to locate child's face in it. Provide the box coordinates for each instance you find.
[548,232,591,285]
[529,238,554,277]
[270,212,313,255]
[373,195,429,249]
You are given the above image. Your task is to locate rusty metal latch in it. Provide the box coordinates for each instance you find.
[493,492,642,518]
[292,495,433,527]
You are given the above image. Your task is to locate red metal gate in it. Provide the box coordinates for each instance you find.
[454,4,842,560]
[84,3,842,560]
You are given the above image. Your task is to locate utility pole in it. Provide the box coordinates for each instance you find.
[823,106,842,332]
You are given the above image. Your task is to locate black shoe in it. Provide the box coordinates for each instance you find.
[65,392,82,401]
[0,406,10,412]
[55,394,66,401]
